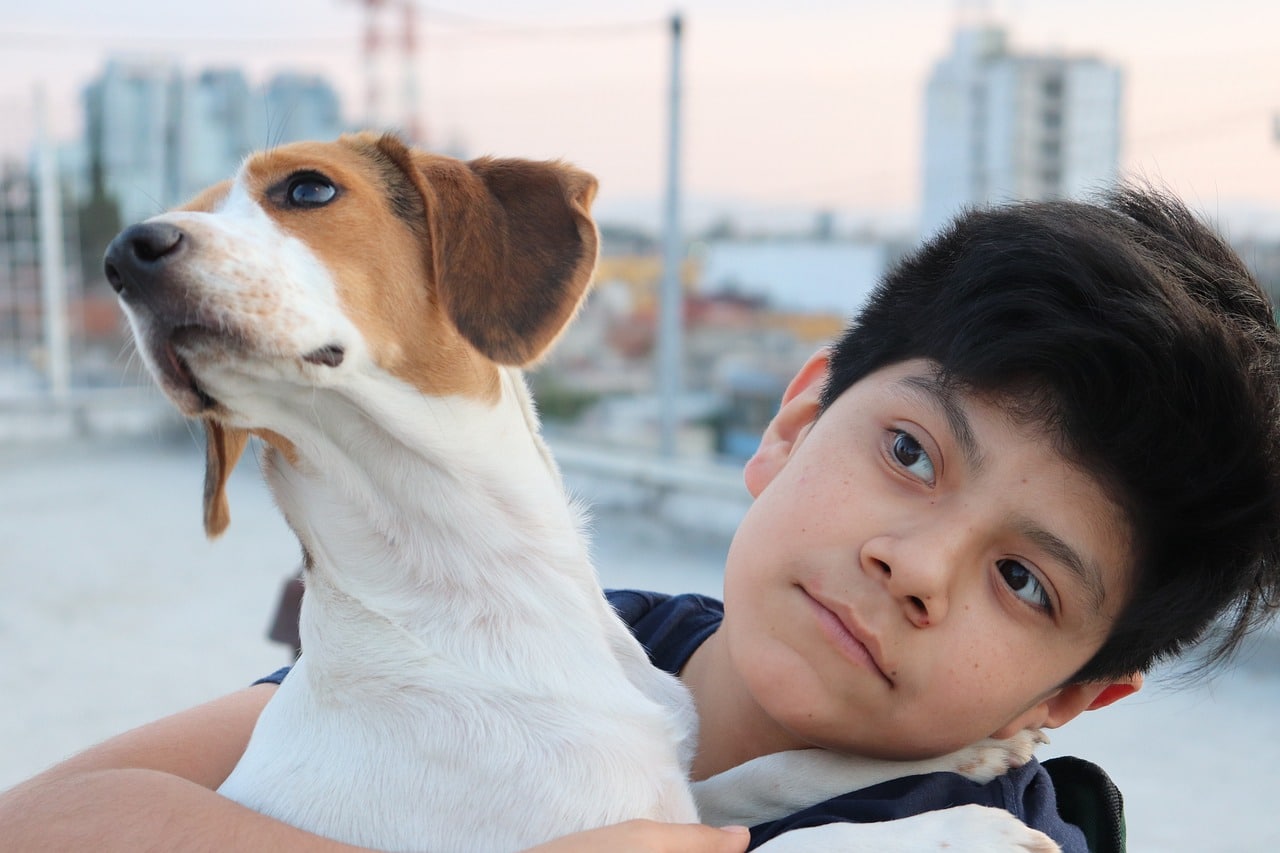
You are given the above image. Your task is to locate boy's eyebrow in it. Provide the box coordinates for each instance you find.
[897,372,1108,615]
[1018,523,1108,614]
[898,374,984,474]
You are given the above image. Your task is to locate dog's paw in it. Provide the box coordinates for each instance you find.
[751,805,1062,852]
[925,804,1062,852]
[950,729,1048,782]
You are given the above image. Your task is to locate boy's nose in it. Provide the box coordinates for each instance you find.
[861,535,953,627]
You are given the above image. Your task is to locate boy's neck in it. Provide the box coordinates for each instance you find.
[682,627,810,780]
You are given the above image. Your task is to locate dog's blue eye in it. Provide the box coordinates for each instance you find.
[288,176,337,207]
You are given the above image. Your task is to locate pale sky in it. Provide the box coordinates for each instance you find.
[1,0,1278,233]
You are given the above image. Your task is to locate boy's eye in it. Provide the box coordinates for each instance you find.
[890,430,936,484]
[998,559,1052,612]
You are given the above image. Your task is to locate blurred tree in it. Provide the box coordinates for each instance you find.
[77,151,121,290]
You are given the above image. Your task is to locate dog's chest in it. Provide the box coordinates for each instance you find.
[220,645,694,852]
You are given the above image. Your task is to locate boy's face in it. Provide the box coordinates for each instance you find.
[720,356,1135,760]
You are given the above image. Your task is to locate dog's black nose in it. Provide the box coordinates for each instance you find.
[104,222,187,296]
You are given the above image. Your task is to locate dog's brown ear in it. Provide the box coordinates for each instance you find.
[203,420,249,539]
[411,147,599,366]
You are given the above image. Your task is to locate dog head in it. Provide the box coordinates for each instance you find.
[105,132,599,537]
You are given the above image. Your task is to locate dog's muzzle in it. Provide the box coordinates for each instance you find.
[105,222,223,410]
[104,222,197,319]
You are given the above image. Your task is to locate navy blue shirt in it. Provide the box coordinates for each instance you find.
[260,589,1089,852]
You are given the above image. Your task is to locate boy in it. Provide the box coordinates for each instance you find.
[2,186,1277,852]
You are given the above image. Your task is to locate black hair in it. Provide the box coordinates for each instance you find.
[820,187,1280,682]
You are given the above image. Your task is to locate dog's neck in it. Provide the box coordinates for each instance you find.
[261,367,604,686]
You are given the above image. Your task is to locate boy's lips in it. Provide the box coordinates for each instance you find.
[802,588,894,685]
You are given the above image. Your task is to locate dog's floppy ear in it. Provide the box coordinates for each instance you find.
[378,136,599,366]
[202,420,249,538]
[436,156,598,365]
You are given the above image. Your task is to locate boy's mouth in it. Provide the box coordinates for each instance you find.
[802,588,894,686]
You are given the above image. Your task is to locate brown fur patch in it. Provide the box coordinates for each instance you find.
[180,180,232,213]
[378,137,600,367]
[237,137,501,403]
[253,428,299,467]
[201,424,297,538]
[202,420,248,538]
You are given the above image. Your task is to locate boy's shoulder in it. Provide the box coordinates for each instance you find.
[605,589,722,676]
[1041,755,1126,853]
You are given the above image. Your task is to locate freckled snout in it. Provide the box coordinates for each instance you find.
[104,217,348,416]
[104,222,191,322]
[104,221,226,413]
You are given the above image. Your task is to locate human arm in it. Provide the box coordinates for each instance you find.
[0,683,371,852]
[0,683,747,853]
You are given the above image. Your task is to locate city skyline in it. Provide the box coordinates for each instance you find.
[80,60,347,224]
[2,0,1278,234]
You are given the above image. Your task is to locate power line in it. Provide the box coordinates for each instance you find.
[412,6,666,37]
[1129,107,1275,153]
[0,31,351,51]
[0,13,665,53]
[421,19,663,39]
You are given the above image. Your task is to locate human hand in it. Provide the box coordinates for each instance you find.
[524,820,750,853]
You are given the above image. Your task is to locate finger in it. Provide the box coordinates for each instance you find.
[644,822,751,853]
[524,820,751,853]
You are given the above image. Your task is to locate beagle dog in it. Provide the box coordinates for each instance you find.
[104,133,1058,852]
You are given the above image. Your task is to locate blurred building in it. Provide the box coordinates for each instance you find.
[697,238,885,317]
[83,58,182,226]
[920,25,1122,237]
[540,230,892,458]
[177,69,258,203]
[262,74,346,147]
[82,60,348,225]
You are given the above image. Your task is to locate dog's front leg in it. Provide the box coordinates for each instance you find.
[749,804,1061,853]
[693,729,1045,827]
[602,607,700,770]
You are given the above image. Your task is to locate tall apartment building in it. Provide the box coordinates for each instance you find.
[83,58,182,226]
[82,61,347,225]
[920,25,1122,237]
[177,69,258,203]
[262,74,345,146]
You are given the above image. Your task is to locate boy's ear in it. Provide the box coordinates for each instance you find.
[743,348,829,498]
[1082,673,1144,712]
[991,673,1143,738]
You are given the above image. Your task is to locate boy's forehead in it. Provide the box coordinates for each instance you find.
[883,365,1069,475]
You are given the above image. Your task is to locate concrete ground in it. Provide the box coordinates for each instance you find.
[2,435,1278,851]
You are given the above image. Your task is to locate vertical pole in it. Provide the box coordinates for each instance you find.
[362,0,383,129]
[401,1,424,145]
[34,86,70,400]
[657,12,684,457]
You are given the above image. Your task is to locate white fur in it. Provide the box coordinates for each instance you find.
[122,157,1058,853]
[741,804,1060,853]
